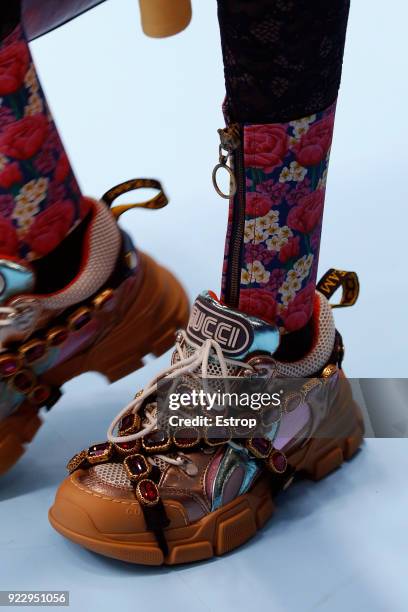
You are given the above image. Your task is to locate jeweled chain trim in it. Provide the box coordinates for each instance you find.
[0,288,115,408]
[66,432,292,506]
[66,406,308,557]
[67,358,341,497]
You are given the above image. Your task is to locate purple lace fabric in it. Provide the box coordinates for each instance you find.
[217,0,350,124]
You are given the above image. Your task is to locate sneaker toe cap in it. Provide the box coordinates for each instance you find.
[49,469,188,551]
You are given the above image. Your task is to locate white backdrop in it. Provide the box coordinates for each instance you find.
[30,0,408,378]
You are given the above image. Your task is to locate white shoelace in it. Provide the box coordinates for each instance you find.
[0,307,17,351]
[107,330,253,468]
[0,307,16,326]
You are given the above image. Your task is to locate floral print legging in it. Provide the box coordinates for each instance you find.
[237,104,335,333]
[0,23,85,261]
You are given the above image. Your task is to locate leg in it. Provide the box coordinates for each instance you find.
[0,5,189,474]
[0,0,86,261]
[217,0,350,357]
[47,2,364,564]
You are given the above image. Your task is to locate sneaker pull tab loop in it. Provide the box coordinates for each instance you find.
[317,269,360,308]
[101,178,168,218]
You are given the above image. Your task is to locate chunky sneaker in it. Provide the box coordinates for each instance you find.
[49,269,364,565]
[0,179,189,474]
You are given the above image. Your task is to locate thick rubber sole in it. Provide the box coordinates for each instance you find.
[49,374,364,565]
[0,253,189,476]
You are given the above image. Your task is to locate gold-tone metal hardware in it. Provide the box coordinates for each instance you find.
[93,289,115,310]
[67,450,88,473]
[19,339,47,364]
[67,307,92,332]
[321,364,338,379]
[46,326,69,347]
[87,442,114,465]
[135,478,160,507]
[123,454,152,482]
[212,144,237,199]
[0,353,22,378]
[114,440,142,456]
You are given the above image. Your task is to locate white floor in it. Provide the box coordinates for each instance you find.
[1,1,408,610]
[1,374,408,612]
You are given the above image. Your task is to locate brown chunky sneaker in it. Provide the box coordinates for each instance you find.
[49,269,364,565]
[0,179,189,475]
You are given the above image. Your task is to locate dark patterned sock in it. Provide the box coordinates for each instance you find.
[217,0,350,124]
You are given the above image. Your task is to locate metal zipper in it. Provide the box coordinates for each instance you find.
[213,124,245,308]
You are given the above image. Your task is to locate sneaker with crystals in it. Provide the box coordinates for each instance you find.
[49,269,364,565]
[0,179,189,474]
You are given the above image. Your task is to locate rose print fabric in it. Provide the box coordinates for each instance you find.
[0,24,86,261]
[223,103,336,334]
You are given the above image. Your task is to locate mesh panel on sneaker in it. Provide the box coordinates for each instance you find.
[38,199,122,311]
[91,463,132,490]
[174,341,240,377]
[274,292,335,377]
[89,455,170,490]
[154,456,173,472]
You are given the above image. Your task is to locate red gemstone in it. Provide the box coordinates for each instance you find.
[120,414,135,432]
[125,454,149,478]
[117,441,137,451]
[138,479,158,503]
[49,330,68,346]
[13,371,33,392]
[174,428,199,446]
[89,442,111,458]
[71,311,92,331]
[24,343,46,363]
[143,430,169,449]
[206,426,230,445]
[271,450,287,473]
[0,356,18,377]
[97,292,114,308]
[251,437,272,457]
[31,385,51,404]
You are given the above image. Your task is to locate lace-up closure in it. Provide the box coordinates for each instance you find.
[106,330,254,468]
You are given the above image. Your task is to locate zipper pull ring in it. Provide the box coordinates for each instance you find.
[212,126,240,200]
[212,145,237,200]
